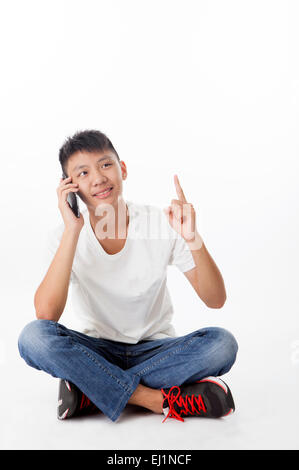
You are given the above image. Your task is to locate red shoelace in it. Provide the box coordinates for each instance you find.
[79,393,97,411]
[161,384,207,423]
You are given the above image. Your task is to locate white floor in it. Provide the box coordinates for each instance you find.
[2,320,299,450]
[1,0,299,451]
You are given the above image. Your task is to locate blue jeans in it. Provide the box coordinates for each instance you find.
[18,320,238,422]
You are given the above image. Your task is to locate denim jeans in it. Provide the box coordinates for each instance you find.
[18,320,238,422]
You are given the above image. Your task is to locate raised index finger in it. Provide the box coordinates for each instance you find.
[174,174,187,203]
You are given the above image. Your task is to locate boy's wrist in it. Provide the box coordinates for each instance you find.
[186,231,204,251]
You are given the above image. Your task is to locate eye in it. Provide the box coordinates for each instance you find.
[102,163,112,168]
[78,171,87,176]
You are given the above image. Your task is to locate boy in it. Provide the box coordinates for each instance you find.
[18,129,238,423]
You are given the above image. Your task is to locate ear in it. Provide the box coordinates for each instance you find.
[120,160,127,179]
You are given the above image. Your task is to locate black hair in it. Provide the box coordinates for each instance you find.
[59,129,120,176]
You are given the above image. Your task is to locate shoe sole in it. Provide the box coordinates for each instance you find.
[196,376,235,417]
[57,380,79,420]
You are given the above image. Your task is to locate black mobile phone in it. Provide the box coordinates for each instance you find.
[62,171,80,218]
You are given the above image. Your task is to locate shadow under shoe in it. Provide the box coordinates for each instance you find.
[57,379,100,420]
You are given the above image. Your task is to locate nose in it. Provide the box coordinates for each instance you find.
[91,168,108,186]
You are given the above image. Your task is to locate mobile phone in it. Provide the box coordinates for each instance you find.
[62,171,80,218]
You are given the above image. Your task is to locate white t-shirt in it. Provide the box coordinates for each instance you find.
[43,200,195,344]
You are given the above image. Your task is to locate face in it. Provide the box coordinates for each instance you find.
[66,150,127,211]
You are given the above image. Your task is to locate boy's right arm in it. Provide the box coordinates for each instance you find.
[34,229,80,321]
[34,175,84,322]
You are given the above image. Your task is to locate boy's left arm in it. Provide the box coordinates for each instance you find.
[164,175,226,309]
[184,234,227,309]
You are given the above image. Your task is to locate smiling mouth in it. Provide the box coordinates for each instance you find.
[93,187,113,198]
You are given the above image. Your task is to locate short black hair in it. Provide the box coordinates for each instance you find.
[59,129,120,176]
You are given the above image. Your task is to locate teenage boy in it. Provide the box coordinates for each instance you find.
[18,130,238,423]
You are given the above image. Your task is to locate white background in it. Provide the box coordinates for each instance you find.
[0,0,298,450]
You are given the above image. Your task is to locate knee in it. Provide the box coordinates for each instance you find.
[212,327,238,369]
[18,319,56,360]
[200,326,238,369]
[217,327,238,360]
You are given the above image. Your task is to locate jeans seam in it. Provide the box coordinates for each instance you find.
[70,340,134,394]
[135,337,196,377]
[110,373,141,421]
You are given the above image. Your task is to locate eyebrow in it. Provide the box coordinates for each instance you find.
[72,156,114,173]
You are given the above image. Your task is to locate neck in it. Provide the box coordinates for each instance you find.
[88,197,129,240]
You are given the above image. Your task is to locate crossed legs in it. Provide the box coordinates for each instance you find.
[18,320,238,421]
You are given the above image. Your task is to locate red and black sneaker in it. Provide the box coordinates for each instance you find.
[161,376,235,423]
[57,379,100,420]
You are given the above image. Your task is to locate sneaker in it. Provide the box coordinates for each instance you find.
[161,376,235,423]
[57,379,99,420]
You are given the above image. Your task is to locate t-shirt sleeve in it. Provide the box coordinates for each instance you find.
[168,233,196,273]
[42,225,77,284]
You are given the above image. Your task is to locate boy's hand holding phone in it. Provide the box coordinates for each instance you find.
[57,176,84,233]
